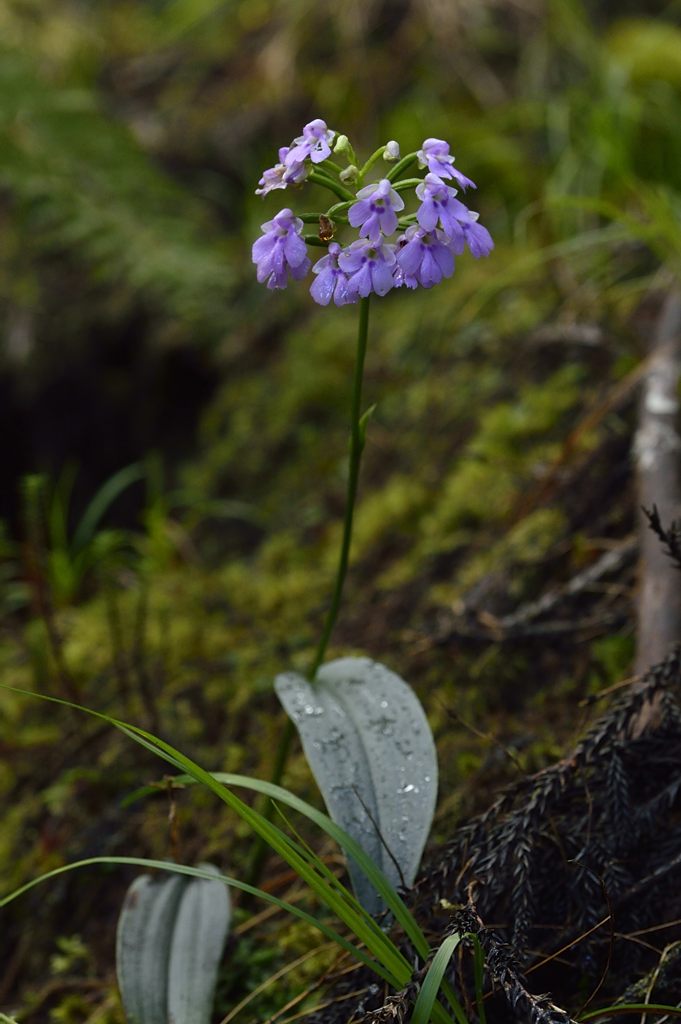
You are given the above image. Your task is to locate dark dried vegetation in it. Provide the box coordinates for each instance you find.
[306,526,681,1022]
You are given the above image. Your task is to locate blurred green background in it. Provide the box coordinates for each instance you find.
[2,0,680,541]
[2,0,681,1020]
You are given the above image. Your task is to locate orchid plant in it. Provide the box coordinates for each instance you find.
[251,119,494,894]
[2,120,496,1024]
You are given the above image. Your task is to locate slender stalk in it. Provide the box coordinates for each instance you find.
[248,296,372,886]
[393,177,424,192]
[322,159,345,175]
[386,152,418,182]
[308,169,356,202]
[308,295,371,679]
[303,235,332,248]
[358,145,388,182]
[326,200,354,219]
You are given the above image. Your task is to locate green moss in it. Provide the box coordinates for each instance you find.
[453,507,567,600]
[588,633,636,693]
[214,915,336,1023]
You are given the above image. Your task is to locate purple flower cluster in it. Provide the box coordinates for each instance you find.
[252,122,493,305]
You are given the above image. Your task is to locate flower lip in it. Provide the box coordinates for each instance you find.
[338,238,397,298]
[461,216,495,258]
[310,241,354,306]
[348,179,404,244]
[395,225,455,288]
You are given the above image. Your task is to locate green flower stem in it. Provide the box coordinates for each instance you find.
[358,145,388,183]
[300,212,326,223]
[308,169,355,202]
[249,296,372,886]
[322,159,345,175]
[308,294,371,679]
[387,152,418,182]
[303,235,331,248]
[393,177,424,192]
[326,200,353,219]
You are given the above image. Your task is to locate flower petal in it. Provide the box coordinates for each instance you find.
[284,231,308,267]
[371,260,395,296]
[310,269,335,305]
[348,200,371,228]
[397,239,423,276]
[432,244,454,278]
[417,201,439,233]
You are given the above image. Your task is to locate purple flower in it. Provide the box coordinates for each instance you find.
[416,174,474,249]
[252,208,311,289]
[310,242,354,306]
[338,239,397,299]
[460,214,494,258]
[256,146,307,196]
[438,198,494,259]
[348,178,405,243]
[417,138,476,190]
[285,119,336,167]
[395,226,455,288]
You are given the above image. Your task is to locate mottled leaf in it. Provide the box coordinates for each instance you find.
[275,657,438,914]
[115,872,184,1024]
[167,864,232,1024]
[116,865,230,1024]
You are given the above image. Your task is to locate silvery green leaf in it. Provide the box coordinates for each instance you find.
[167,863,231,1024]
[116,872,184,1024]
[275,656,438,915]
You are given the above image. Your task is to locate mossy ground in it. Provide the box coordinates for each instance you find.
[0,285,643,1021]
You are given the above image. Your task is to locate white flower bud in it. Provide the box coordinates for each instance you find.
[339,164,359,183]
[383,140,400,161]
[334,134,350,154]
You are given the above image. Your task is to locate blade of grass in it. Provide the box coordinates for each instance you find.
[468,934,487,1024]
[268,800,397,964]
[257,802,404,975]
[270,802,371,911]
[50,464,77,554]
[411,933,467,1024]
[579,1003,681,1021]
[73,463,144,552]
